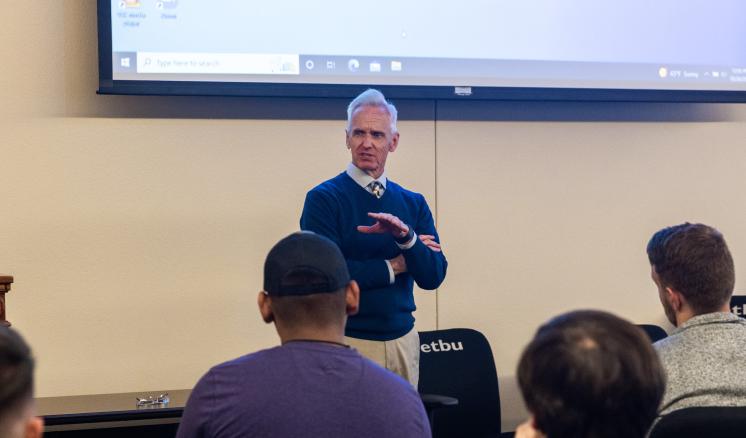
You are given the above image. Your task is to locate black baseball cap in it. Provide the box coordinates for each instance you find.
[263,231,351,296]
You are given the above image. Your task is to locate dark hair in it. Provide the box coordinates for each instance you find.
[517,310,665,438]
[647,223,735,314]
[0,326,35,425]
[270,268,347,329]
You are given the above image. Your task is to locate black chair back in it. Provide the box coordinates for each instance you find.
[418,328,501,438]
[649,406,746,438]
[638,324,668,343]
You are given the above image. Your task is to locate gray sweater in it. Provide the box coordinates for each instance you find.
[654,312,746,415]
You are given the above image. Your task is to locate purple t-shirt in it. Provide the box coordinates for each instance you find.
[177,341,431,438]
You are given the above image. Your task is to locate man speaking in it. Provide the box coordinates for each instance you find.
[300,89,447,387]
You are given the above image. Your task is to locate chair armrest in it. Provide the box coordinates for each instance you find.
[419,393,459,410]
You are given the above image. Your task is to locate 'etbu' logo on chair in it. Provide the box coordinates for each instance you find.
[420,339,464,353]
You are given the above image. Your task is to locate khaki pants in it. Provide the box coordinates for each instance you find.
[345,328,420,388]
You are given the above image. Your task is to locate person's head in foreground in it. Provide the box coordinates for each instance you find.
[516,310,665,438]
[0,326,43,438]
[259,231,360,343]
[647,222,734,327]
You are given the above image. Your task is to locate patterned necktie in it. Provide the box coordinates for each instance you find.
[368,181,384,199]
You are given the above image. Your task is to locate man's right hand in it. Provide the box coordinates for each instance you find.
[389,254,407,275]
[358,212,409,238]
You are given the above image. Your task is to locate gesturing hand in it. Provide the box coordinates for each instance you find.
[357,212,409,238]
[419,234,442,252]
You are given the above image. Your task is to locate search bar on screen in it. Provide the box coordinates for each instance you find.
[137,52,300,75]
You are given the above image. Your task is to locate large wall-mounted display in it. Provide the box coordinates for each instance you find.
[98,0,746,102]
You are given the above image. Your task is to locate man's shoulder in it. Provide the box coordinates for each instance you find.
[303,173,361,214]
[653,332,683,356]
[307,172,350,194]
[208,347,278,374]
[214,345,417,401]
[654,314,746,356]
[187,347,281,403]
[387,180,426,204]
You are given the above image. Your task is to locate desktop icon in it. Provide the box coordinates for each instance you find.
[156,0,178,9]
[348,59,360,72]
[658,67,668,78]
[120,0,141,8]
[390,61,402,72]
[326,60,336,70]
[305,60,315,70]
[369,62,381,72]
[120,57,131,68]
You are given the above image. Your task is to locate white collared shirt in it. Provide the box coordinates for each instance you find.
[346,162,387,195]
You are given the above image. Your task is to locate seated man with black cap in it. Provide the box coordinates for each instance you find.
[177,231,431,438]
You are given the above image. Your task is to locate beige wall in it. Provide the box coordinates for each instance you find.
[2,2,746,432]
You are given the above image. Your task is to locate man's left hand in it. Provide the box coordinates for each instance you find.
[357,212,409,238]
[419,234,442,252]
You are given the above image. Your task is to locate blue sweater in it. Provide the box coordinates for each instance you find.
[300,172,447,341]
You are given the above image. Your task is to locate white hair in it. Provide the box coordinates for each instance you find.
[346,89,398,133]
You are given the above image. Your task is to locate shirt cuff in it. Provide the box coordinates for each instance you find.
[396,231,417,250]
[384,260,395,284]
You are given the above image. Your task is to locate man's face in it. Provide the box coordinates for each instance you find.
[651,266,677,326]
[346,105,399,179]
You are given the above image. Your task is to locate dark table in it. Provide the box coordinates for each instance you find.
[37,389,191,437]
